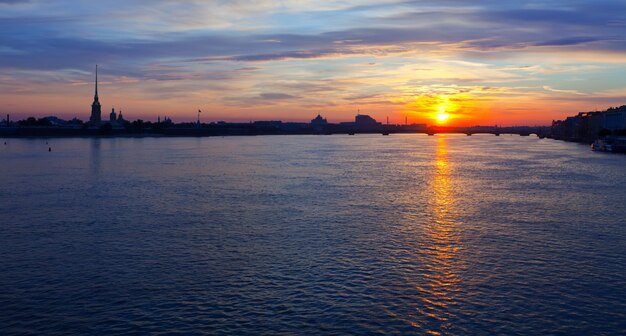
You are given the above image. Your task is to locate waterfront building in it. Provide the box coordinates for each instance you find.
[310,114,328,132]
[44,116,68,126]
[355,114,382,130]
[107,108,127,129]
[578,112,603,143]
[552,105,626,142]
[87,66,126,129]
[1,114,10,127]
[89,65,102,125]
[603,106,626,131]
[337,114,383,131]
[157,116,173,126]
[311,114,328,126]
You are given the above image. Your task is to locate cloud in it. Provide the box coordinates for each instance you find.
[543,86,585,96]
[535,37,602,47]
[259,93,296,100]
[3,0,626,73]
[2,0,626,123]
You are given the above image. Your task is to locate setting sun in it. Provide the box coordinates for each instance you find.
[435,102,452,124]
[403,91,494,127]
[436,112,450,123]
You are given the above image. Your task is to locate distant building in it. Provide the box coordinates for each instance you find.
[604,106,626,131]
[1,114,10,127]
[336,114,383,131]
[310,114,328,132]
[106,108,126,129]
[310,114,328,126]
[354,114,382,130]
[89,65,102,125]
[110,108,125,129]
[43,116,67,126]
[161,116,173,126]
[552,105,626,142]
[88,66,126,129]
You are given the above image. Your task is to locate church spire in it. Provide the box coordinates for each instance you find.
[94,64,99,100]
[90,64,102,124]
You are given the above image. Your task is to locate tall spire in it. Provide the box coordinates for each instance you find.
[90,64,102,124]
[95,64,99,99]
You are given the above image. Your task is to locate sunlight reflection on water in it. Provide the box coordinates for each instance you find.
[415,136,463,334]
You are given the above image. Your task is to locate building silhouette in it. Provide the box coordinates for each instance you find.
[354,114,380,128]
[87,66,126,129]
[310,114,328,132]
[89,65,102,125]
[551,105,626,142]
[310,114,328,126]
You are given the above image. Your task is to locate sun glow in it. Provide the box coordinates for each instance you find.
[436,112,450,123]
[403,91,492,126]
[434,101,453,125]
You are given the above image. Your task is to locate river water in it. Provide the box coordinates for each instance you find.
[1,135,625,335]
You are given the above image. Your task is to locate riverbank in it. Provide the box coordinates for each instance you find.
[0,125,549,138]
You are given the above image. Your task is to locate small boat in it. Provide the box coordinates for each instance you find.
[591,138,614,152]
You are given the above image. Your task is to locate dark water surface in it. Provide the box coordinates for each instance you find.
[1,135,625,335]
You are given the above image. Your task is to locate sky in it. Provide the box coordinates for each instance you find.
[1,0,625,125]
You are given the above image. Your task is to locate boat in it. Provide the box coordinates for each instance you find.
[591,137,626,153]
[592,139,609,152]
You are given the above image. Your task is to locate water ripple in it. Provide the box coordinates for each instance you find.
[1,135,626,334]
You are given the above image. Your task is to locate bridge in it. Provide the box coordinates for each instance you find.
[422,126,550,138]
